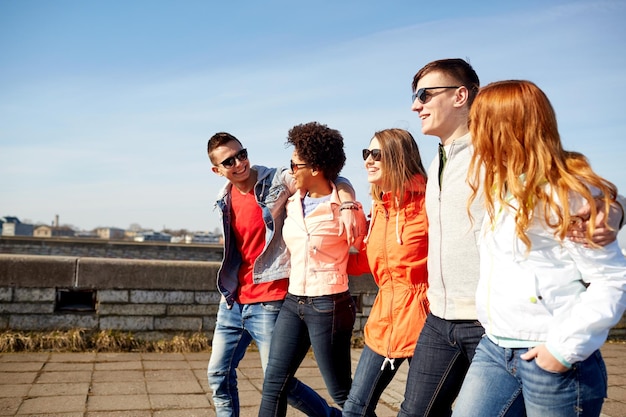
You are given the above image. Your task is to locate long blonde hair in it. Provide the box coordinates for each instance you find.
[370,128,427,205]
[467,80,616,249]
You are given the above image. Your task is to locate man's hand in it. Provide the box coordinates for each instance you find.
[520,344,569,373]
[567,199,622,247]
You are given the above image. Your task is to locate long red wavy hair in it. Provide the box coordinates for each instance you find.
[467,80,616,250]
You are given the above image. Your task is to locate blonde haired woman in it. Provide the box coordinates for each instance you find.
[453,80,626,417]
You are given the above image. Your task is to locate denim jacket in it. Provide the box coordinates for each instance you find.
[215,165,294,308]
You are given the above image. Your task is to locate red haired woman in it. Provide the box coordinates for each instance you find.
[453,80,626,417]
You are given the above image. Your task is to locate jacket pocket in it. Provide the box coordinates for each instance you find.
[313,268,347,286]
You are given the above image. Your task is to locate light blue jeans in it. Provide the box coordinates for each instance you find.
[452,336,607,417]
[207,300,328,417]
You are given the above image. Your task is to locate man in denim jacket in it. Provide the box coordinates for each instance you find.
[206,132,360,417]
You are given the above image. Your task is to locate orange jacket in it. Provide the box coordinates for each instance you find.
[349,174,429,359]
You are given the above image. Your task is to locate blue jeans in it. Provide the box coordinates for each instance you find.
[259,291,356,417]
[207,300,327,417]
[342,344,408,417]
[398,313,485,417]
[452,337,607,417]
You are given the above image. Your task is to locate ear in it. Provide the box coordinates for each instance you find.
[454,86,470,108]
[211,166,222,176]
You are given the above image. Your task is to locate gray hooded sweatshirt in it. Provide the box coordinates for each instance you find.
[425,133,485,320]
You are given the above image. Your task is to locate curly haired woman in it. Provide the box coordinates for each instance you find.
[258,122,366,417]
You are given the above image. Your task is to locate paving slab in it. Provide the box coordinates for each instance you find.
[0,343,623,416]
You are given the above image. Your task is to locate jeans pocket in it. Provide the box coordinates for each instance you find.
[334,297,356,333]
[311,296,334,313]
[531,356,574,377]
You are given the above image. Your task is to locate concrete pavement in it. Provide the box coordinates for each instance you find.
[0,342,624,416]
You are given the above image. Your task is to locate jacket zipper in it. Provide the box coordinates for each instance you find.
[312,245,339,261]
[382,205,395,360]
[438,140,457,316]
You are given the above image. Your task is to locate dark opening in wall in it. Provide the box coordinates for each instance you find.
[55,289,96,312]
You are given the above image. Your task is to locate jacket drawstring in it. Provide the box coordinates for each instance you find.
[381,357,396,371]
[364,199,403,245]
[394,196,402,245]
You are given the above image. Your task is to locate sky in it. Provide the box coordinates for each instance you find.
[1,0,625,245]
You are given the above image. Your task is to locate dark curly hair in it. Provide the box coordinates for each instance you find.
[286,122,346,181]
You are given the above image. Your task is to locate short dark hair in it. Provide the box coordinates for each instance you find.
[287,122,345,181]
[412,58,480,107]
[207,132,242,165]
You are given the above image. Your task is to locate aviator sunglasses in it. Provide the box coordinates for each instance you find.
[412,86,460,104]
[219,148,248,168]
[362,148,382,161]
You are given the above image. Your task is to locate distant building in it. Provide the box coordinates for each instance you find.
[95,227,126,240]
[185,232,221,244]
[33,225,75,238]
[0,216,34,236]
[74,230,99,239]
[134,231,172,243]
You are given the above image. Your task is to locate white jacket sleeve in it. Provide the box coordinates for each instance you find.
[546,240,626,364]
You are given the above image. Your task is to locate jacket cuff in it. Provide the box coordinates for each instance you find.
[545,343,572,369]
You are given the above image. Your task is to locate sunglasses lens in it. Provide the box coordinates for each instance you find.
[363,149,382,161]
[221,148,248,168]
[417,88,427,103]
[222,157,235,168]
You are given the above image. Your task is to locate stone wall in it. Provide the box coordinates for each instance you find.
[0,236,222,262]
[0,254,378,341]
[1,254,624,342]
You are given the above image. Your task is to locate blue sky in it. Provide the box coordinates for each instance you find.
[1,0,625,246]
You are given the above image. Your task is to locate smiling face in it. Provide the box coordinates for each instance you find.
[289,149,313,191]
[364,136,385,188]
[411,71,463,144]
[210,140,252,187]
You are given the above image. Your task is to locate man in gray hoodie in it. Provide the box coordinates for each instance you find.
[397,58,484,417]
[397,59,625,417]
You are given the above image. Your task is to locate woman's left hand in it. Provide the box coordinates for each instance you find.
[520,344,569,373]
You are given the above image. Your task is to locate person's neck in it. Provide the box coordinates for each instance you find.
[232,169,257,195]
[306,180,332,199]
[440,125,469,147]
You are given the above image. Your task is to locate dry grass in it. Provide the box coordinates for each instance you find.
[0,329,211,353]
[0,329,366,353]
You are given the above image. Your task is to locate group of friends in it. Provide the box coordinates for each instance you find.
[205,58,626,417]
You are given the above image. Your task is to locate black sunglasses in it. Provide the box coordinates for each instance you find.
[219,148,248,168]
[290,160,308,173]
[362,148,382,161]
[412,86,460,104]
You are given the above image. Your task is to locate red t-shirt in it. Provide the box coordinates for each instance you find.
[230,189,288,304]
